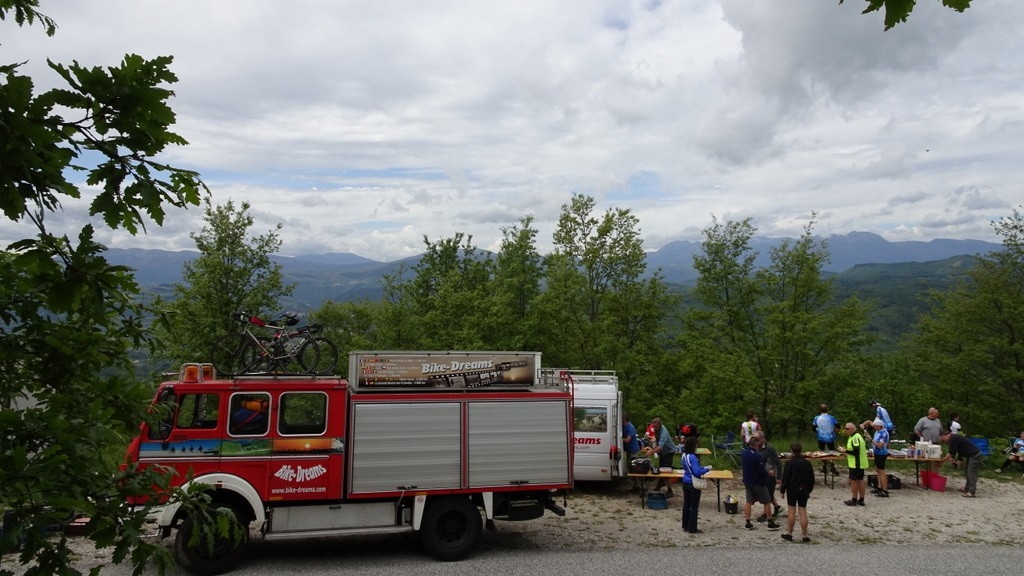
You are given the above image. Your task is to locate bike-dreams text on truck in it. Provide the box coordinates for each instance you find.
[124,351,572,576]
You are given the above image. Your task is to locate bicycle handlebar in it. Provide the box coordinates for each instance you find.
[235,312,268,327]
[234,312,312,331]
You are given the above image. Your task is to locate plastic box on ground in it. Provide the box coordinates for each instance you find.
[928,473,948,492]
[646,491,668,509]
[919,470,933,488]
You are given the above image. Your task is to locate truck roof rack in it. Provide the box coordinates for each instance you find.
[541,369,617,384]
[172,363,344,384]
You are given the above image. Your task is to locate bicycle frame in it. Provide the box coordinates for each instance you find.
[233,314,319,374]
[211,313,336,376]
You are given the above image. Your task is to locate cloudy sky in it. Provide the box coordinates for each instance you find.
[5,1,1023,261]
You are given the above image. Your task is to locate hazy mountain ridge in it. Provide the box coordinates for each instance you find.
[107,232,1000,309]
[645,231,1000,284]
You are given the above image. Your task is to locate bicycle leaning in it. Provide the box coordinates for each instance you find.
[210,312,339,377]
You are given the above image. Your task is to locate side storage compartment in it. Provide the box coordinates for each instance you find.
[349,402,462,494]
[467,399,571,487]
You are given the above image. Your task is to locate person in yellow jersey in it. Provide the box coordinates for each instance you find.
[837,422,869,506]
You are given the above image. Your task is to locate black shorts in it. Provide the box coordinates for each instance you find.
[785,489,810,508]
[849,468,865,481]
[874,454,888,469]
[817,440,837,451]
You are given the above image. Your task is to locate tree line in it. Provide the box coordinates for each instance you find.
[159,198,1024,448]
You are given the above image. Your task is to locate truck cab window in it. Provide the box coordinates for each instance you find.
[279,392,327,436]
[176,393,221,430]
[147,390,177,440]
[229,393,270,436]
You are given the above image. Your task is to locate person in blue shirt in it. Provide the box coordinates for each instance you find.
[621,412,642,489]
[862,399,894,434]
[812,404,840,476]
[870,418,891,497]
[621,412,642,460]
[680,436,712,534]
[740,436,780,531]
[642,417,676,497]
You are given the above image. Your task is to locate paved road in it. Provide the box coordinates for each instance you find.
[12,534,1016,576]
[237,539,1020,576]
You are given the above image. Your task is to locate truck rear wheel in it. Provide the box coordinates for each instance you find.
[174,505,249,576]
[419,497,482,561]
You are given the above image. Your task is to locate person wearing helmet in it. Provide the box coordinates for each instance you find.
[870,418,891,498]
[861,399,893,434]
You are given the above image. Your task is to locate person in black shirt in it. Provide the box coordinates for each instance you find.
[779,442,816,543]
[939,430,981,497]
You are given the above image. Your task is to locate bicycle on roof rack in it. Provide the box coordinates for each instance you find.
[210,312,339,377]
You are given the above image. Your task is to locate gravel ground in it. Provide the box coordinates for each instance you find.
[485,466,1024,551]
[5,465,1023,574]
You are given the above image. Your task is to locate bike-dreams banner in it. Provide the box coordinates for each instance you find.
[351,352,544,390]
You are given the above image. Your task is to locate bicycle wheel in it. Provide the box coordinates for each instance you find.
[283,334,320,374]
[310,336,339,375]
[210,334,259,376]
[246,337,276,374]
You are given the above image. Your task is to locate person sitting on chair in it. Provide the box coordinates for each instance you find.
[996,431,1024,474]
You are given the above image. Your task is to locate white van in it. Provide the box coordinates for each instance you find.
[547,369,624,482]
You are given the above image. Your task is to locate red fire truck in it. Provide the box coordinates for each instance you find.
[124,351,572,575]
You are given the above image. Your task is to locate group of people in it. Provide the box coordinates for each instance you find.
[623,415,677,495]
[622,399,1004,542]
[839,401,985,500]
[736,414,814,541]
[845,399,894,499]
[621,413,714,533]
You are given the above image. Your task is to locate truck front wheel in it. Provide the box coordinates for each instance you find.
[174,504,249,576]
[419,497,482,561]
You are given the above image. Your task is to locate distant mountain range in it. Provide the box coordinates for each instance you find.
[108,231,1001,310]
[645,231,1000,285]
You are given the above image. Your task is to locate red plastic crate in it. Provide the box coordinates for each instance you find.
[928,473,948,492]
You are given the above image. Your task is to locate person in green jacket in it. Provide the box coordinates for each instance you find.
[838,422,869,506]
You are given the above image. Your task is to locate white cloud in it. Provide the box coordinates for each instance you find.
[4,0,1023,261]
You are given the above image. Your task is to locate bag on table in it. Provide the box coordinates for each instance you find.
[629,458,652,474]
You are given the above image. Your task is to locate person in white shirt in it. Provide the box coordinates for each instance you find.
[741,412,760,446]
[947,411,962,435]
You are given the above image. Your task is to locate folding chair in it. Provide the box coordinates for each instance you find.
[711,430,732,457]
[967,437,992,468]
[998,437,1024,472]
[712,431,742,467]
